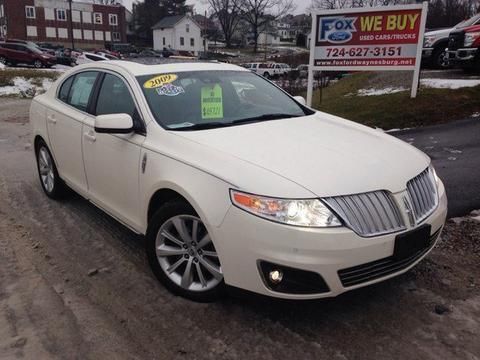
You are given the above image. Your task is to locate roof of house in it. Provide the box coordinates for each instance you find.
[152,15,185,30]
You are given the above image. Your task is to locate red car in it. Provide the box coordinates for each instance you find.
[447,23,480,71]
[0,42,57,68]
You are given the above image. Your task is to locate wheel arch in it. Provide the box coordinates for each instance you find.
[147,188,192,224]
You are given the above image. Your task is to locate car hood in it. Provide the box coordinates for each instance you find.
[424,28,453,37]
[171,112,430,197]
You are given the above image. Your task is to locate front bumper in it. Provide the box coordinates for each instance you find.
[446,48,478,63]
[211,181,448,299]
[422,47,434,59]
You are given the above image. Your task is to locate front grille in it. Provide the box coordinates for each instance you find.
[338,228,441,287]
[448,30,465,50]
[406,167,438,224]
[323,191,406,237]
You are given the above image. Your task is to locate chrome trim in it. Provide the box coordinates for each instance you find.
[323,191,406,237]
[406,167,438,224]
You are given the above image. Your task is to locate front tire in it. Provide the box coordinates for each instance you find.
[146,201,225,302]
[35,140,67,199]
[33,60,43,68]
[432,47,449,69]
[0,56,7,66]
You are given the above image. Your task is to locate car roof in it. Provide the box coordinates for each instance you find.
[74,60,249,76]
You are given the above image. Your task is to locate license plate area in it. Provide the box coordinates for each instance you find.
[394,224,432,261]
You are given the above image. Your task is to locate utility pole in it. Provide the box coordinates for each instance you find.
[68,0,74,49]
[204,10,207,54]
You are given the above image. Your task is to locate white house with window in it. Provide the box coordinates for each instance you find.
[152,15,207,55]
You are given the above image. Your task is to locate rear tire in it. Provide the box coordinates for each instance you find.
[263,72,270,78]
[33,60,43,68]
[35,140,68,199]
[146,201,225,302]
[0,56,7,66]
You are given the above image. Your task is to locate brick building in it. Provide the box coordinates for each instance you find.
[0,0,127,49]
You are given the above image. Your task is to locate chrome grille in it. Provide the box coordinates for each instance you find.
[406,167,438,224]
[323,191,406,237]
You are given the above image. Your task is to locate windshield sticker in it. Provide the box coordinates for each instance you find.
[201,84,223,119]
[144,74,178,89]
[155,83,185,96]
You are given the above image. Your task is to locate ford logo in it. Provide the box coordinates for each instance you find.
[328,31,351,43]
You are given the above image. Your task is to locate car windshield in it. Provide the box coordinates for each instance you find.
[138,70,312,130]
[456,14,480,28]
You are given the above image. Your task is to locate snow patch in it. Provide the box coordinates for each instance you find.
[421,78,480,89]
[0,62,5,70]
[0,77,52,97]
[471,112,480,118]
[356,87,406,96]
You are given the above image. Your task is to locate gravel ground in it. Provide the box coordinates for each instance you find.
[0,98,479,360]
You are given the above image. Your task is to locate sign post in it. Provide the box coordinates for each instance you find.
[307,3,428,106]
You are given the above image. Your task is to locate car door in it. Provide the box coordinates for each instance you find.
[81,72,146,231]
[46,71,100,196]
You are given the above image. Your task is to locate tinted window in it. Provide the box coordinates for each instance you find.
[96,74,136,117]
[68,72,98,111]
[58,76,74,103]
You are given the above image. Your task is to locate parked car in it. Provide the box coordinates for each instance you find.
[447,22,480,72]
[423,14,480,69]
[30,62,447,302]
[75,52,110,65]
[0,42,56,68]
[296,64,309,78]
[138,49,162,58]
[54,48,77,67]
[242,62,279,78]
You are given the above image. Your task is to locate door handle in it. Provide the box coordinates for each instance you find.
[84,131,96,142]
[47,115,56,124]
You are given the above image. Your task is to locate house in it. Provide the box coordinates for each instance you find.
[152,15,207,55]
[0,0,127,49]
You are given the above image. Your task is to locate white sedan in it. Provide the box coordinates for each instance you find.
[30,61,447,301]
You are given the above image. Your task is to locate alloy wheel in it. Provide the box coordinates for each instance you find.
[34,60,43,68]
[437,51,449,68]
[38,147,55,193]
[155,215,222,292]
[0,56,6,65]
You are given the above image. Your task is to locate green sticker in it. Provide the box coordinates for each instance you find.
[201,84,223,119]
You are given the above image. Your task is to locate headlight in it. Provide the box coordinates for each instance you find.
[464,32,480,47]
[230,190,341,227]
[423,35,437,48]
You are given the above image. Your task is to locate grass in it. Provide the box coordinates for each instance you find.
[311,72,480,130]
[0,68,60,87]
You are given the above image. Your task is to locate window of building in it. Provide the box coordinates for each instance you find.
[112,32,120,42]
[186,23,189,33]
[162,37,165,46]
[57,9,66,21]
[46,27,56,38]
[68,72,99,112]
[72,10,81,22]
[109,14,118,26]
[180,37,184,46]
[26,26,37,37]
[73,29,82,39]
[190,38,194,47]
[44,8,55,20]
[25,6,36,19]
[58,28,68,39]
[105,31,111,42]
[82,11,92,23]
[84,29,93,40]
[94,13,102,24]
[94,31,104,41]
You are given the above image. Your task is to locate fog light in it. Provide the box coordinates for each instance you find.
[268,269,283,284]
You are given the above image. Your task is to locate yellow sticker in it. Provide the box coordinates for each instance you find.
[143,74,178,89]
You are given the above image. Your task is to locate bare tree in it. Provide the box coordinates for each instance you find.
[311,0,402,10]
[234,0,295,52]
[206,0,241,48]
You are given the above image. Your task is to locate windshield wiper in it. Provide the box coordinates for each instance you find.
[231,113,301,125]
[169,122,232,131]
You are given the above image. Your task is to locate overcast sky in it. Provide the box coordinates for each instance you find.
[126,0,312,15]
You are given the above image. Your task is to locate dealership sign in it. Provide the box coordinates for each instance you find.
[307,3,428,104]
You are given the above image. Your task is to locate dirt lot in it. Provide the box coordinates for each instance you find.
[0,98,479,360]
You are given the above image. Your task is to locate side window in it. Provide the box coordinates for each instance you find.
[95,74,136,119]
[68,72,98,112]
[58,76,74,103]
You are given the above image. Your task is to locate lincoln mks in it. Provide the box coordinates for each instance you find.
[30,61,447,301]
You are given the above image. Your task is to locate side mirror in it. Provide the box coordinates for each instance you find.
[94,113,133,134]
[293,96,306,106]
